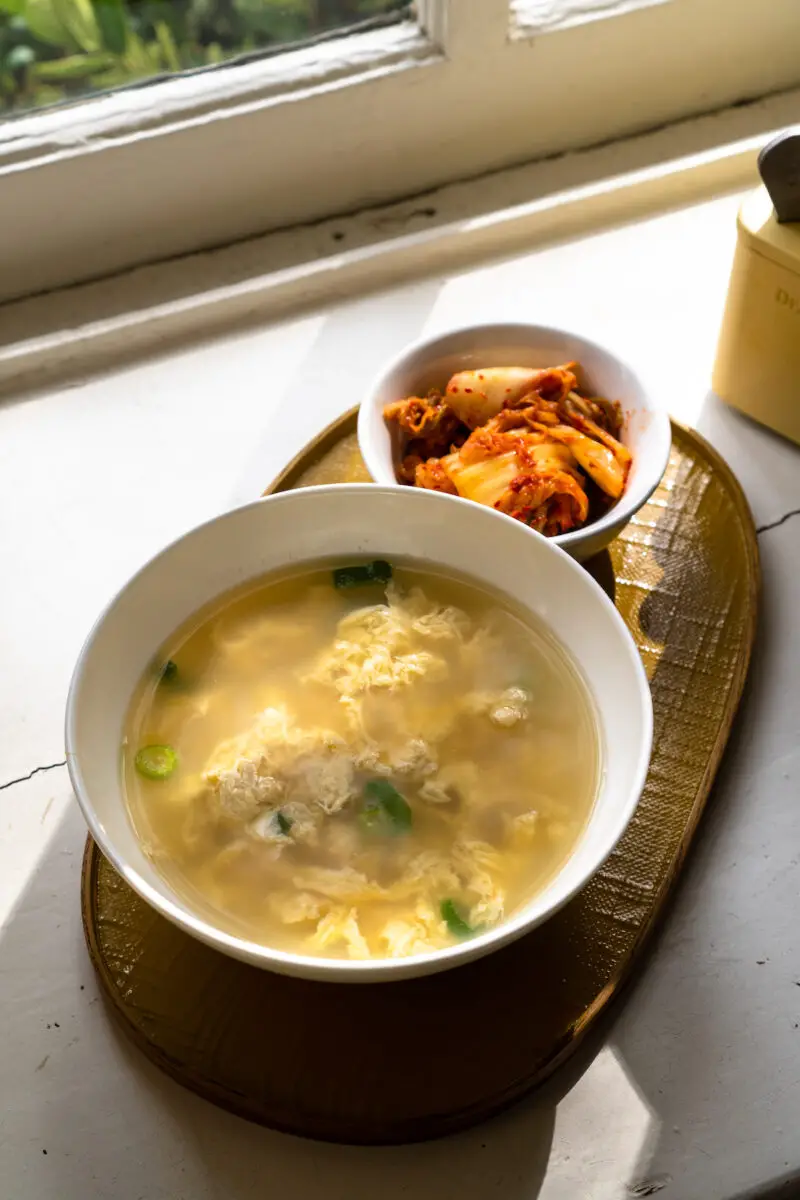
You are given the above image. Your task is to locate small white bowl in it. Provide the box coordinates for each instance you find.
[66,484,652,983]
[358,322,671,561]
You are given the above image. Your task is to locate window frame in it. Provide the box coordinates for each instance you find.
[2,0,800,303]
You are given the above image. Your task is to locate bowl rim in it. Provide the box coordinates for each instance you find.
[357,320,672,552]
[66,482,653,981]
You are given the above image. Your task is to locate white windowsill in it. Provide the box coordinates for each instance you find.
[1,81,798,396]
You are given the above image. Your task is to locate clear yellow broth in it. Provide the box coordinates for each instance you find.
[123,562,600,960]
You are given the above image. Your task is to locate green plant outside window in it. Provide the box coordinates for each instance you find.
[0,0,408,114]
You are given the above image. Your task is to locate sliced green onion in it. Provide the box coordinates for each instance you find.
[276,811,293,836]
[135,745,178,781]
[360,778,412,835]
[333,560,393,589]
[160,660,178,683]
[440,898,473,938]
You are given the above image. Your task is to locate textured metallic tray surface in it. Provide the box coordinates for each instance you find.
[82,411,758,1144]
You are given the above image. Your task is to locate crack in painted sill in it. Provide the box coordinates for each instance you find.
[0,760,67,792]
[756,507,800,536]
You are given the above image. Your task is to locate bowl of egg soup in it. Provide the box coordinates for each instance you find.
[66,484,652,981]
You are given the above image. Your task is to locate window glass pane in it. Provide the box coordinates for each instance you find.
[0,0,410,116]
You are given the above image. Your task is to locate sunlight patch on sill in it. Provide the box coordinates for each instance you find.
[542,1045,658,1194]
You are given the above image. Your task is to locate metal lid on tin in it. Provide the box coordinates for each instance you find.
[759,132,800,223]
[736,132,800,274]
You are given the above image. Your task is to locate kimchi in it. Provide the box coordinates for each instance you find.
[383,363,631,536]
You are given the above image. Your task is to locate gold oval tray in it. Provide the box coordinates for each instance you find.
[82,411,758,1144]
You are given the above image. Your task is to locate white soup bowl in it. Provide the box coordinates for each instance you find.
[66,484,652,982]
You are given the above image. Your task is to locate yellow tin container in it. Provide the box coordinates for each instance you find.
[713,186,800,445]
